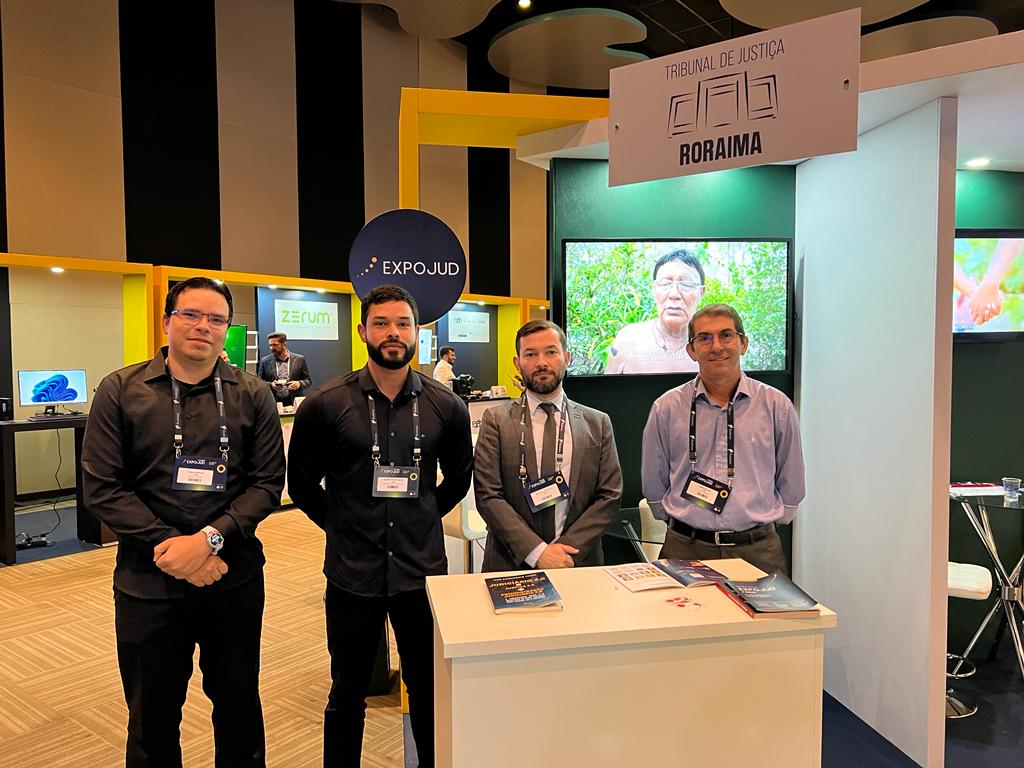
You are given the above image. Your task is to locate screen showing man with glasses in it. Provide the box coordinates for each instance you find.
[605,249,705,374]
[641,303,805,575]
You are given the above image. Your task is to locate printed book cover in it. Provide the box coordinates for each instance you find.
[717,572,820,619]
[485,571,563,614]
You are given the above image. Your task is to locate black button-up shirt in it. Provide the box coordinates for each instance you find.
[288,367,473,596]
[82,348,286,599]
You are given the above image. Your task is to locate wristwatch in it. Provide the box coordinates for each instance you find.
[201,525,224,555]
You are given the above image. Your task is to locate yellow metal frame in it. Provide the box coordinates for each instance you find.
[398,87,608,209]
[0,252,154,365]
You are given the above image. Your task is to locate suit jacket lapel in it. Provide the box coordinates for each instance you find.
[566,398,587,496]
[518,399,540,483]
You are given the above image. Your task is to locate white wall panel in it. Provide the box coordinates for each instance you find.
[795,97,956,768]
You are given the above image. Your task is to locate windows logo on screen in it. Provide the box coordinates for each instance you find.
[31,374,79,403]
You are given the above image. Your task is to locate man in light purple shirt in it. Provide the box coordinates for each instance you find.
[641,303,805,574]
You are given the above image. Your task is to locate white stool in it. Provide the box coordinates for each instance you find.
[638,498,667,563]
[443,494,487,573]
[946,561,993,718]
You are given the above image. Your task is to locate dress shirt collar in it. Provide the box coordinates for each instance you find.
[357,365,422,399]
[143,347,239,385]
[525,388,566,414]
[694,371,750,404]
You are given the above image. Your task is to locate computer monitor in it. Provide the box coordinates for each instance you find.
[17,369,88,413]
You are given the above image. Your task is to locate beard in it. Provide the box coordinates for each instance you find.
[367,339,415,370]
[521,367,564,395]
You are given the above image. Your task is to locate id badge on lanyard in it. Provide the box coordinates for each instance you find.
[170,374,230,493]
[680,377,734,514]
[518,397,570,514]
[368,393,421,499]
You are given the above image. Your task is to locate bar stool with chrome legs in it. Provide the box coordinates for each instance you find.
[946,561,993,718]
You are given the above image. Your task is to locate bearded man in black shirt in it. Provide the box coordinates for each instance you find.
[289,284,473,768]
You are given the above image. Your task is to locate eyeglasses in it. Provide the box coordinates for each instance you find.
[654,279,702,291]
[689,329,744,347]
[171,308,231,329]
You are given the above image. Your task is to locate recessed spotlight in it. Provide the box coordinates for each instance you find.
[964,157,990,169]
[316,288,326,294]
[539,305,547,310]
[476,301,486,306]
[50,266,64,273]
[518,0,532,8]
[268,284,278,290]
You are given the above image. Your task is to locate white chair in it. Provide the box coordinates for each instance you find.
[946,561,993,718]
[638,498,667,563]
[443,493,487,573]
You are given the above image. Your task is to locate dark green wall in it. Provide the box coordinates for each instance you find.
[948,170,1024,651]
[548,160,796,509]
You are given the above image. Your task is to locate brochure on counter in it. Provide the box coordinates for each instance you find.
[485,571,563,614]
[604,560,728,592]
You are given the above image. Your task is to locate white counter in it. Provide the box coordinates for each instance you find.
[427,559,837,768]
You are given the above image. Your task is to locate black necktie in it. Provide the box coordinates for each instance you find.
[540,402,557,478]
[539,402,557,542]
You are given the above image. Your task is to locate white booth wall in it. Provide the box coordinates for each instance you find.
[795,97,956,767]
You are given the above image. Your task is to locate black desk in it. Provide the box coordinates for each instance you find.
[0,416,113,564]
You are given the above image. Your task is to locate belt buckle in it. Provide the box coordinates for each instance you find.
[714,531,736,547]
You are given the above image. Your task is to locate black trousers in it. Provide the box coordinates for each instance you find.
[324,584,434,768]
[114,574,266,768]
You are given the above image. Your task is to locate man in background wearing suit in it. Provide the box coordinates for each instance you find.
[257,332,311,407]
[474,320,622,571]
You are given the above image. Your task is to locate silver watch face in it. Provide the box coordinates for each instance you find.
[208,531,224,551]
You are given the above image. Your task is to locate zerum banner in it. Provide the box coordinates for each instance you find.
[609,8,861,186]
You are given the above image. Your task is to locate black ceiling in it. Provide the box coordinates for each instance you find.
[457,0,1024,61]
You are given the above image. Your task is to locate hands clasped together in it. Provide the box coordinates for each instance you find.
[154,532,227,587]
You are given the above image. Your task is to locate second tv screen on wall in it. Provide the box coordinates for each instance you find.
[563,239,790,376]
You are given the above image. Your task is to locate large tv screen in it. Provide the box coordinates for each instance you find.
[563,239,790,376]
[953,234,1024,337]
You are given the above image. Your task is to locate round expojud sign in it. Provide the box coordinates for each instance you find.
[349,209,466,325]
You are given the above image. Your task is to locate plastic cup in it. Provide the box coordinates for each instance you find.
[1003,477,1021,499]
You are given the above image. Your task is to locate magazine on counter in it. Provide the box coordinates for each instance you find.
[485,571,563,614]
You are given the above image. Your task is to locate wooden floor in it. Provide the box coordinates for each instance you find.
[0,510,406,767]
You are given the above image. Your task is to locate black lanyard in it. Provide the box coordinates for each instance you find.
[689,377,734,486]
[518,395,567,484]
[171,375,229,460]
[368,393,421,468]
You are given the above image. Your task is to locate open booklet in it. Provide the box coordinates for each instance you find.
[604,560,728,592]
[485,571,563,614]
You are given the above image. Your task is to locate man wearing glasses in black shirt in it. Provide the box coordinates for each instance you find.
[288,284,473,768]
[82,277,285,767]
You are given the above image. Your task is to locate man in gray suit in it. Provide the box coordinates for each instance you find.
[257,332,312,407]
[474,320,622,571]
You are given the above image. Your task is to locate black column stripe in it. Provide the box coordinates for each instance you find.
[295,0,364,282]
[0,4,12,400]
[467,43,510,296]
[119,0,221,270]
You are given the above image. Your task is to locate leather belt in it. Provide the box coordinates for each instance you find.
[669,519,775,547]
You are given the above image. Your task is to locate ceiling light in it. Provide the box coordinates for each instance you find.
[518,0,532,8]
[268,284,278,290]
[316,288,326,294]
[50,266,64,273]
[476,301,486,306]
[964,157,990,169]
[539,305,547,310]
